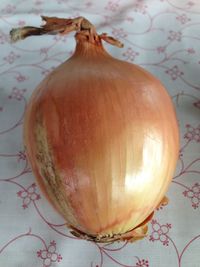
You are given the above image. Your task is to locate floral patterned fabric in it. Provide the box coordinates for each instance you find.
[0,0,200,266]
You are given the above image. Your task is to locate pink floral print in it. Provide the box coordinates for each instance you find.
[133,0,148,14]
[37,240,62,267]
[149,220,171,246]
[3,51,20,64]
[0,33,8,44]
[183,183,200,209]
[176,14,191,24]
[1,4,16,13]
[17,183,41,209]
[193,100,200,109]
[15,74,27,82]
[165,65,184,80]
[105,0,120,12]
[168,31,182,42]
[112,28,127,39]
[122,47,139,61]
[8,87,26,101]
[184,124,200,143]
[136,259,149,267]
[156,46,166,54]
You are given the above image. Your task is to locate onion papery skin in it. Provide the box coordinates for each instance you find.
[24,36,179,242]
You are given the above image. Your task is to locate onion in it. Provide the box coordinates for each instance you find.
[10,16,179,243]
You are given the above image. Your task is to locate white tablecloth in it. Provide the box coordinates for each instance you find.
[0,0,200,266]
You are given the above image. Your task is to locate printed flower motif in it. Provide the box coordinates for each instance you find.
[136,259,149,267]
[3,51,20,64]
[8,87,26,101]
[37,240,62,267]
[133,0,148,14]
[17,183,41,209]
[2,4,16,14]
[149,219,171,246]
[112,28,127,39]
[17,20,25,26]
[122,47,139,62]
[40,47,49,54]
[53,35,68,42]
[187,48,195,54]
[126,16,134,23]
[165,65,184,80]
[168,31,182,42]
[156,46,166,54]
[35,0,43,5]
[17,150,26,162]
[85,1,92,7]
[187,1,195,7]
[0,33,8,44]
[183,183,200,209]
[184,124,200,142]
[15,74,27,82]
[105,1,120,12]
[176,14,191,24]
[193,100,200,109]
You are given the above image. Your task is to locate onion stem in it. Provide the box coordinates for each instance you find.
[10,15,123,48]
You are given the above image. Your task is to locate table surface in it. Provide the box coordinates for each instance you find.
[0,0,200,266]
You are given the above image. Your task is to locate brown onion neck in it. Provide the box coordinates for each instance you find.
[74,32,110,57]
[9,15,123,49]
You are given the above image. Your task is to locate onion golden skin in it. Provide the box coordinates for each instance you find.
[24,40,179,241]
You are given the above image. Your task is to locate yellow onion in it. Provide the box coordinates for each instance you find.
[10,16,179,242]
